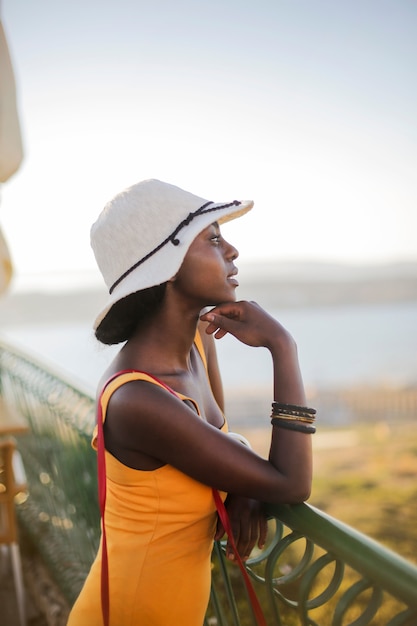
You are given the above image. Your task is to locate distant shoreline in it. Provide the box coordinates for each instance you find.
[1,260,417,327]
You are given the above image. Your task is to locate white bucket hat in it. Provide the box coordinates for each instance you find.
[91,179,253,330]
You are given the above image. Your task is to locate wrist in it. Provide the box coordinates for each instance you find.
[267,330,297,359]
[269,336,306,405]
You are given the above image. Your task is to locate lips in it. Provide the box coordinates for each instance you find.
[227,268,239,287]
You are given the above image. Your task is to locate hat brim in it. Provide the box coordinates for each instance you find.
[93,198,253,331]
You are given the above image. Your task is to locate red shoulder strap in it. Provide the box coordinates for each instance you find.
[97,370,177,626]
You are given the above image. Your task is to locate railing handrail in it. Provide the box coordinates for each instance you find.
[0,334,95,399]
[267,502,417,609]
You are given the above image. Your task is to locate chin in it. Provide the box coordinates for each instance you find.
[204,288,238,307]
[219,291,238,304]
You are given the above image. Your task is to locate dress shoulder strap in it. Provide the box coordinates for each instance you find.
[99,371,171,417]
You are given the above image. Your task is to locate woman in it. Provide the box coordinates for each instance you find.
[67,179,313,625]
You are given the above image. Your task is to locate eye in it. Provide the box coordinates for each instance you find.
[210,234,221,245]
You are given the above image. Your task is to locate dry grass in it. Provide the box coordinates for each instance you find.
[240,419,417,564]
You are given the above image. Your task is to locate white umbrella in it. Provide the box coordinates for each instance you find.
[0,14,24,295]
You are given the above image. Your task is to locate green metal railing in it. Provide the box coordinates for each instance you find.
[1,340,416,626]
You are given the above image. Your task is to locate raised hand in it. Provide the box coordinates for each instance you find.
[200,300,293,350]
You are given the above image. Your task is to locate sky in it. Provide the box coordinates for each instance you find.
[1,0,416,289]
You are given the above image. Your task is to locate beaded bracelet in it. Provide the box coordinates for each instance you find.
[271,417,316,434]
[271,412,315,424]
[272,402,316,416]
[271,409,316,421]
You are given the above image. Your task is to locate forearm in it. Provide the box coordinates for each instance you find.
[267,334,313,501]
[269,334,306,405]
[200,301,314,501]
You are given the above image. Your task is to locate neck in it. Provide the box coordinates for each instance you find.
[120,299,201,373]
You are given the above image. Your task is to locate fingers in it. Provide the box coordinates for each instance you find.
[224,501,267,563]
[200,300,281,349]
[201,303,242,338]
[228,515,259,562]
[200,302,255,345]
[258,514,268,550]
[213,327,228,340]
[204,320,229,340]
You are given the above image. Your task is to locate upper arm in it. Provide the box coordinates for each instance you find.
[104,380,308,504]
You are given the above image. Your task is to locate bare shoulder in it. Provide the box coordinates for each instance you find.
[103,376,189,470]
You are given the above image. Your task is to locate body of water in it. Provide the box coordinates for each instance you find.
[1,301,416,396]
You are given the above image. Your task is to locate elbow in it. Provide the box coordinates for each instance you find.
[280,478,312,505]
[263,467,313,504]
[287,484,311,504]
[294,476,312,502]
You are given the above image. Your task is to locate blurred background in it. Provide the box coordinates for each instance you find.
[0,0,416,397]
[0,2,416,623]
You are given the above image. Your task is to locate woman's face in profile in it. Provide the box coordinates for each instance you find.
[172,222,240,306]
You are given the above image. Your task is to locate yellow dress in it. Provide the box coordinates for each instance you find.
[67,340,227,626]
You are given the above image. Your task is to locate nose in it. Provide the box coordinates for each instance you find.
[224,238,239,261]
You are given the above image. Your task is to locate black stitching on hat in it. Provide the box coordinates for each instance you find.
[109,200,241,294]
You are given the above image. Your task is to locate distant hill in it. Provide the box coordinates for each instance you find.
[236,259,417,309]
[0,260,416,327]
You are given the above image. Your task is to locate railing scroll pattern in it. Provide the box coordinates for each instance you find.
[205,507,417,626]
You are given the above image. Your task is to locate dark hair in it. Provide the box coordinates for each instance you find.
[95,283,167,345]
